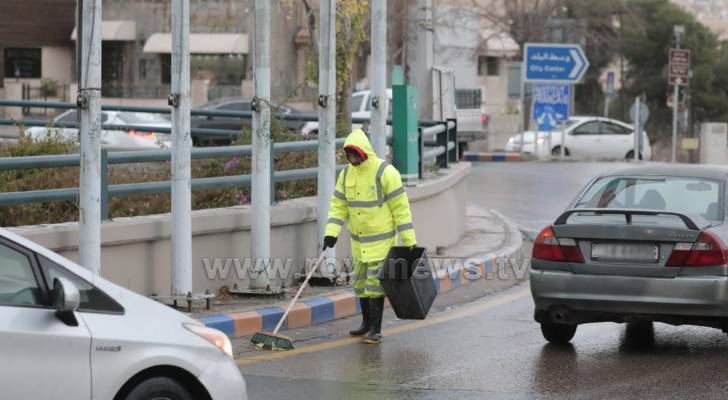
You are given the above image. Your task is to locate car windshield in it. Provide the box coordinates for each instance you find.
[117,112,170,125]
[573,175,723,226]
[352,93,365,112]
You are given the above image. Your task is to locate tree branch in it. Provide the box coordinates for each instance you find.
[302,0,319,59]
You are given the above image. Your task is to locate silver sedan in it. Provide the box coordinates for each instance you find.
[530,164,728,344]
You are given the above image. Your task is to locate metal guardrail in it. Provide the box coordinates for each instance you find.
[0,99,445,133]
[0,100,458,218]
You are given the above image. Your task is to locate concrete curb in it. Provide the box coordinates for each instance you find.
[461,152,528,162]
[199,209,525,339]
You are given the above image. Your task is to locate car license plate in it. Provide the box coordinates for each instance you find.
[591,243,659,263]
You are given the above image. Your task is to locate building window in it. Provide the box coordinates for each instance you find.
[139,59,148,79]
[478,56,499,77]
[160,54,171,84]
[191,54,246,85]
[4,48,41,78]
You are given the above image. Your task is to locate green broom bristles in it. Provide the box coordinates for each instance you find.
[250,331,294,351]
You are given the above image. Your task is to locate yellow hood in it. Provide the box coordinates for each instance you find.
[343,129,377,163]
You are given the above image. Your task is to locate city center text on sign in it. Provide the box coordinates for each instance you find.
[524,43,589,84]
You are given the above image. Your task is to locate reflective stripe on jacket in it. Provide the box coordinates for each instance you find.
[325,129,417,262]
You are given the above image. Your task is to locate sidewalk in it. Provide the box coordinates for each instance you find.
[195,205,525,338]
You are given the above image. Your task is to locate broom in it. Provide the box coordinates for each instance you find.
[250,250,327,351]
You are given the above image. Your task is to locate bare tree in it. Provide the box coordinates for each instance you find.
[298,0,369,134]
[471,0,569,55]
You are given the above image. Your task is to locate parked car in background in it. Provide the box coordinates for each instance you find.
[300,89,393,138]
[191,97,308,146]
[505,116,651,160]
[26,110,172,150]
[531,165,728,344]
[0,227,247,399]
[453,89,488,156]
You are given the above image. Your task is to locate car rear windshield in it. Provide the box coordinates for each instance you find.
[573,176,723,226]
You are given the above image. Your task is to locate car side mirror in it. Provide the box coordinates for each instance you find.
[53,277,81,326]
[206,115,213,120]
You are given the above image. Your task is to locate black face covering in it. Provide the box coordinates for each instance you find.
[345,148,363,166]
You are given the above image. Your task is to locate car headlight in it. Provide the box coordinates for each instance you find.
[184,323,233,358]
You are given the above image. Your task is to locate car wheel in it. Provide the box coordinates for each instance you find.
[551,146,570,157]
[540,322,577,344]
[124,377,194,400]
[625,150,643,160]
[624,321,654,347]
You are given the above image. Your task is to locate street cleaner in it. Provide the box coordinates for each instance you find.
[322,129,417,344]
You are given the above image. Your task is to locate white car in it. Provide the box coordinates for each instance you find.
[301,89,392,138]
[26,110,173,150]
[0,227,246,400]
[505,116,652,160]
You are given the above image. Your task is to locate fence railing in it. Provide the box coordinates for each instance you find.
[0,100,458,220]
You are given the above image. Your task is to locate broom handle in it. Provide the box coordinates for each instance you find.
[272,250,327,335]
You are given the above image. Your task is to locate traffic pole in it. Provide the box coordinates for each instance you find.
[78,0,102,277]
[250,0,272,290]
[633,97,640,161]
[318,0,336,276]
[519,71,526,156]
[671,82,679,163]
[370,0,387,157]
[170,0,193,298]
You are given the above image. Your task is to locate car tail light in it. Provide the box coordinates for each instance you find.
[480,114,489,126]
[129,130,157,140]
[532,226,584,263]
[666,231,728,267]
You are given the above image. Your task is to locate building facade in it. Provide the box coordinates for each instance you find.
[1,0,311,106]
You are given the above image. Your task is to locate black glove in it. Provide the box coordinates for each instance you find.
[323,236,337,250]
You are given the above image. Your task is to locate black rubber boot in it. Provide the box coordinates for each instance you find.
[362,297,384,344]
[349,298,370,336]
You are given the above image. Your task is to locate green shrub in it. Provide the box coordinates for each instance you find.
[0,116,325,227]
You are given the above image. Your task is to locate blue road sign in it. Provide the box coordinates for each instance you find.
[532,84,570,131]
[524,43,589,83]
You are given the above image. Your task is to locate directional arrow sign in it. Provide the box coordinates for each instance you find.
[524,43,590,84]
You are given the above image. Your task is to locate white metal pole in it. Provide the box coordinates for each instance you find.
[250,0,271,290]
[519,68,526,155]
[370,0,387,158]
[547,131,552,158]
[170,0,193,298]
[633,97,640,161]
[560,84,572,159]
[78,0,102,277]
[560,120,566,159]
[672,83,679,163]
[318,0,337,275]
[415,0,434,121]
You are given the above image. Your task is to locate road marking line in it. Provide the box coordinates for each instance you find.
[236,286,531,366]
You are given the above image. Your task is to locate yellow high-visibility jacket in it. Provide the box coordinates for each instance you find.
[325,129,417,263]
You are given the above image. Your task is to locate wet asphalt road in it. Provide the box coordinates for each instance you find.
[242,285,728,400]
[239,162,728,400]
[467,161,629,232]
